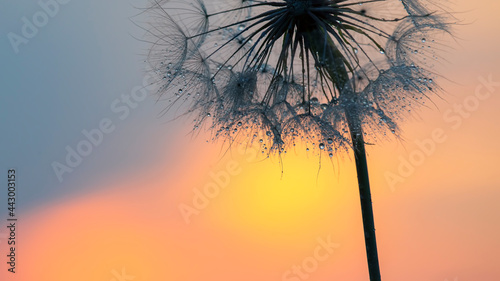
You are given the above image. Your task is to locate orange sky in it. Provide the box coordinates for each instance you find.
[2,0,500,280]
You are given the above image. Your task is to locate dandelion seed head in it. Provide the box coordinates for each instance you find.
[144,0,454,154]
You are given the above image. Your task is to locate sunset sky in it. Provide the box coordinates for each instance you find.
[1,0,500,280]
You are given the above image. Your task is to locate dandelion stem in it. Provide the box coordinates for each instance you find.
[307,25,382,281]
[346,112,382,281]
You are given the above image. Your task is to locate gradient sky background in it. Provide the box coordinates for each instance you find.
[1,0,500,280]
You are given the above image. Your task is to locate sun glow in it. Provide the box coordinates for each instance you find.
[206,145,360,245]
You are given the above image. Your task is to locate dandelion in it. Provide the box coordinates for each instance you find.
[142,0,453,280]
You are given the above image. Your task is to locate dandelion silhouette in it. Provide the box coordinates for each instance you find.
[142,0,453,280]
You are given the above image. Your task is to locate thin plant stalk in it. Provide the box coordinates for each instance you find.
[310,27,382,281]
[346,113,381,281]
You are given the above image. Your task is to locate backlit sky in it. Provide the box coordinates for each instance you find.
[1,0,500,280]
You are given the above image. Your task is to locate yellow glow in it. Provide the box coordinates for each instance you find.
[207,145,361,246]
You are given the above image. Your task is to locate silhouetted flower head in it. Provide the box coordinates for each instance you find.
[144,0,452,155]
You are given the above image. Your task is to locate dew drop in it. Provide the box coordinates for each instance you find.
[319,143,325,150]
